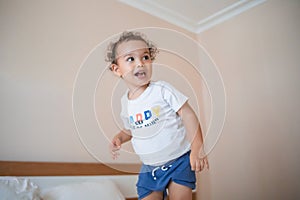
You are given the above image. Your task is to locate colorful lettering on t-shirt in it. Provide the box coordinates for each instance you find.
[129,106,161,129]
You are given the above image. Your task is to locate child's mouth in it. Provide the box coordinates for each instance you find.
[134,71,146,78]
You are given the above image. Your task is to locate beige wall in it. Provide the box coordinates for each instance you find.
[0,0,196,163]
[1,0,300,199]
[197,0,300,199]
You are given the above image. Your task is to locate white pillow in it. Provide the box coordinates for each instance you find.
[42,180,125,200]
[0,177,42,200]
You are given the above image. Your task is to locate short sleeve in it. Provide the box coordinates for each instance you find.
[160,81,188,112]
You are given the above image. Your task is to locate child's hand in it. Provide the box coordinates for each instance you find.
[190,153,209,172]
[110,137,122,160]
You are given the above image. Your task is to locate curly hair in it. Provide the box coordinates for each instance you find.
[105,31,159,70]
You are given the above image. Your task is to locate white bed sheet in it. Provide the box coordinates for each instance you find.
[31,175,138,198]
[0,175,138,200]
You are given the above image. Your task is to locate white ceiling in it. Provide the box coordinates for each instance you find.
[119,0,266,33]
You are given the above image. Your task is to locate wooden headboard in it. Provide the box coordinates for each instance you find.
[0,161,140,176]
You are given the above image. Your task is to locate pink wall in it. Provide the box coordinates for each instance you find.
[0,1,195,162]
[1,1,299,199]
[197,0,300,199]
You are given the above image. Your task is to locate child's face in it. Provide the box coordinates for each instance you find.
[111,40,152,91]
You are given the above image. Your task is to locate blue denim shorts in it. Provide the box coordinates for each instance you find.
[136,151,196,199]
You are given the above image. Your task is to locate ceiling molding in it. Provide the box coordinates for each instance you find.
[119,0,266,34]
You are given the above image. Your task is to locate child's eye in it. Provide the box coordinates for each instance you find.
[126,57,134,62]
[143,55,150,60]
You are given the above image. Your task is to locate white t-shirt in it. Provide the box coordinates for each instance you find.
[120,81,191,165]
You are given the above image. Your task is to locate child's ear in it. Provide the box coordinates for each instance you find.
[110,64,122,77]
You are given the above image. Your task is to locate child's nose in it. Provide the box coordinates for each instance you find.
[135,58,144,67]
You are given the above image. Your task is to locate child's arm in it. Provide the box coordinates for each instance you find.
[177,102,209,172]
[110,129,132,159]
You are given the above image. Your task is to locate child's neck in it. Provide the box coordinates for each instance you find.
[128,82,150,100]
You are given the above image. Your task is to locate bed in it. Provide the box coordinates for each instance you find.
[0,161,196,199]
[0,161,140,200]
